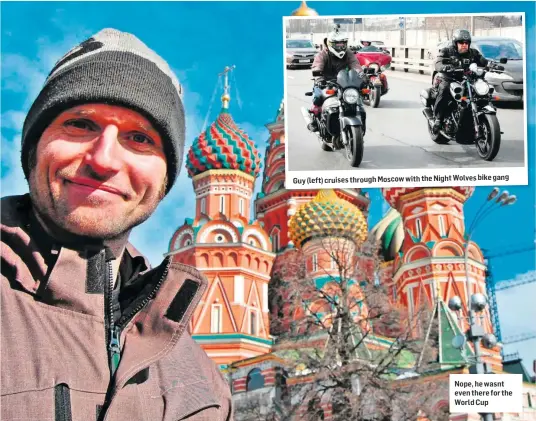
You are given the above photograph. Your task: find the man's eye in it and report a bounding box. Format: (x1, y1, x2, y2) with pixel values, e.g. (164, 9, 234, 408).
(64, 119, 96, 131)
(130, 133, 154, 145)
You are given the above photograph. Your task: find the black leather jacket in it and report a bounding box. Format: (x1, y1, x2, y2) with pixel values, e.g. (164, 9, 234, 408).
(435, 45, 489, 80)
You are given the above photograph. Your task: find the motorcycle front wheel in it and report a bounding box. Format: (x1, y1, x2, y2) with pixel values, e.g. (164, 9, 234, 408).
(371, 85, 381, 108)
(345, 125, 364, 167)
(476, 114, 501, 161)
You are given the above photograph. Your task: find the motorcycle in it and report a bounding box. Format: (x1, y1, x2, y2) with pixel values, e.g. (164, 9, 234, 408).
(356, 47, 391, 108)
(420, 56, 507, 161)
(362, 63, 389, 108)
(302, 69, 366, 167)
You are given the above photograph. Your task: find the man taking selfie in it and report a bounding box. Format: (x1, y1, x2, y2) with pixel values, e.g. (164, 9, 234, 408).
(1, 28, 233, 421)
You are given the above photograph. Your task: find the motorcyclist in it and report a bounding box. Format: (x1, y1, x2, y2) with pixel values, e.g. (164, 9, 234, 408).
(308, 25, 367, 134)
(433, 29, 489, 131)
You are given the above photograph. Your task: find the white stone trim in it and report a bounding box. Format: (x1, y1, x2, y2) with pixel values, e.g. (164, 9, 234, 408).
(234, 275, 245, 305)
(199, 224, 239, 243)
(393, 257, 487, 283)
(173, 228, 194, 250)
(242, 229, 268, 250)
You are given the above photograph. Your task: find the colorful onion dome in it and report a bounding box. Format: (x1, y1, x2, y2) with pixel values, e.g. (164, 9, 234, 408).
(291, 0, 318, 16)
(186, 110, 262, 178)
(382, 187, 474, 209)
(289, 189, 368, 249)
(369, 208, 404, 262)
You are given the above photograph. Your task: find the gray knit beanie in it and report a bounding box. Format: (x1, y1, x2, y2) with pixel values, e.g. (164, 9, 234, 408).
(21, 28, 184, 195)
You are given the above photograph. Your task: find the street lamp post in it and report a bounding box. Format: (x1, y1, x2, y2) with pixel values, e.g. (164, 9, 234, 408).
(452, 187, 517, 421)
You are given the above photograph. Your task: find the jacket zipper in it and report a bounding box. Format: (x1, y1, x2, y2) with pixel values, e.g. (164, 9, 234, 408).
(106, 260, 121, 377)
(54, 383, 73, 421)
(99, 256, 172, 421)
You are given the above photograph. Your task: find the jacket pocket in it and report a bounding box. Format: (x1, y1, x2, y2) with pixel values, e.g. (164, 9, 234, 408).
(55, 383, 73, 421)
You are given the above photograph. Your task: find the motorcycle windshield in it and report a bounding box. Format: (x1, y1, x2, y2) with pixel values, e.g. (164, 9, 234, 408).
(337, 69, 363, 88)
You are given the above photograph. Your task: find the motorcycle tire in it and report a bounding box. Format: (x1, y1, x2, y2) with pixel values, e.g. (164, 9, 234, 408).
(371, 86, 381, 108)
(476, 113, 501, 161)
(345, 126, 364, 167)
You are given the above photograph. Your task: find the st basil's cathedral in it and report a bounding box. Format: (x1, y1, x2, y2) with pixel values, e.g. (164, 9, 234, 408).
(166, 65, 535, 419)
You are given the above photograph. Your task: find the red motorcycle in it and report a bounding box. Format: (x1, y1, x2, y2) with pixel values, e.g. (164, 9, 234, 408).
(356, 46, 391, 107)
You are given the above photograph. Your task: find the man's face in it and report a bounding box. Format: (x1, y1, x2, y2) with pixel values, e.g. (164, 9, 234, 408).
(457, 41, 469, 54)
(29, 103, 168, 240)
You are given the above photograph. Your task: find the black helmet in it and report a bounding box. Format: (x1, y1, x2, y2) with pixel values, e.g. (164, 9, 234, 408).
(452, 29, 471, 48)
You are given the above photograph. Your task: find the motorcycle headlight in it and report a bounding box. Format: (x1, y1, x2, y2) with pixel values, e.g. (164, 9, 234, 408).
(343, 88, 359, 104)
(369, 63, 380, 72)
(474, 79, 490, 96)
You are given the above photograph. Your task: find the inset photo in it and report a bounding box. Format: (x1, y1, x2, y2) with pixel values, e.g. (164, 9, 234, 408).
(283, 13, 528, 189)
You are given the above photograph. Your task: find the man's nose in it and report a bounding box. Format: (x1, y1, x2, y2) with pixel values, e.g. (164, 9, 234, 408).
(84, 125, 123, 175)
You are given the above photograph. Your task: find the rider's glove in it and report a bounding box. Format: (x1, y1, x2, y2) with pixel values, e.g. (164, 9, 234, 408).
(443, 65, 454, 72)
(358, 71, 366, 79)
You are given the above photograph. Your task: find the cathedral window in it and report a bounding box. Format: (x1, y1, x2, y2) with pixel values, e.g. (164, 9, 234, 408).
(250, 310, 258, 335)
(219, 196, 225, 213)
(415, 218, 423, 239)
(439, 215, 446, 237)
(312, 254, 318, 272)
(246, 368, 265, 392)
(211, 304, 222, 333)
(200, 198, 206, 214)
(239, 198, 244, 215)
(215, 234, 225, 243)
(271, 230, 280, 252)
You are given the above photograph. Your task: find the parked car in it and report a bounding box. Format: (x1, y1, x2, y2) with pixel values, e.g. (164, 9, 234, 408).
(428, 37, 523, 103)
(472, 37, 523, 103)
(286, 39, 318, 69)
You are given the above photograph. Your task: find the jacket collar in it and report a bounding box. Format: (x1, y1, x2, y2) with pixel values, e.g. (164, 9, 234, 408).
(3, 195, 215, 410)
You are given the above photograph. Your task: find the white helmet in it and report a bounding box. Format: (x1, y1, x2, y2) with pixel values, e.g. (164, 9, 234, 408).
(327, 27, 348, 59)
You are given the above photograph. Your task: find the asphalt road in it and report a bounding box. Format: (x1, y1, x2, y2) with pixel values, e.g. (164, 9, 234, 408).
(286, 69, 526, 172)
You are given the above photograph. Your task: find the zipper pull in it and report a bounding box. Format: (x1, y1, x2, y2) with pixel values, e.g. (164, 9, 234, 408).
(109, 326, 121, 376)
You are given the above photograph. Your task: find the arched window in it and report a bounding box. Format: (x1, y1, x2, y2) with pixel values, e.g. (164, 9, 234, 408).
(200, 198, 206, 214)
(250, 310, 258, 335)
(219, 196, 225, 213)
(415, 218, 423, 238)
(246, 368, 265, 392)
(275, 369, 290, 403)
(239, 198, 244, 216)
(438, 215, 446, 237)
(211, 304, 222, 333)
(271, 230, 280, 252)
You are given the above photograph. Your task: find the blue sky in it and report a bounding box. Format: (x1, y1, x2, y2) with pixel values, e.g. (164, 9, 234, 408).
(1, 1, 534, 374)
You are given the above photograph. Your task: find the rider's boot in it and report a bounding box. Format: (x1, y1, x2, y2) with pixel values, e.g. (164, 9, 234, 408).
(307, 105, 321, 132)
(309, 105, 321, 115)
(432, 111, 443, 133)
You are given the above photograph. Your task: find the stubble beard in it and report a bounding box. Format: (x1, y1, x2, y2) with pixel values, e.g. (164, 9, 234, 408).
(28, 172, 165, 242)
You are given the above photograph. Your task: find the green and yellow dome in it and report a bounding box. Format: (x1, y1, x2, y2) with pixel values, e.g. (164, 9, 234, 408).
(289, 189, 368, 249)
(369, 208, 404, 262)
